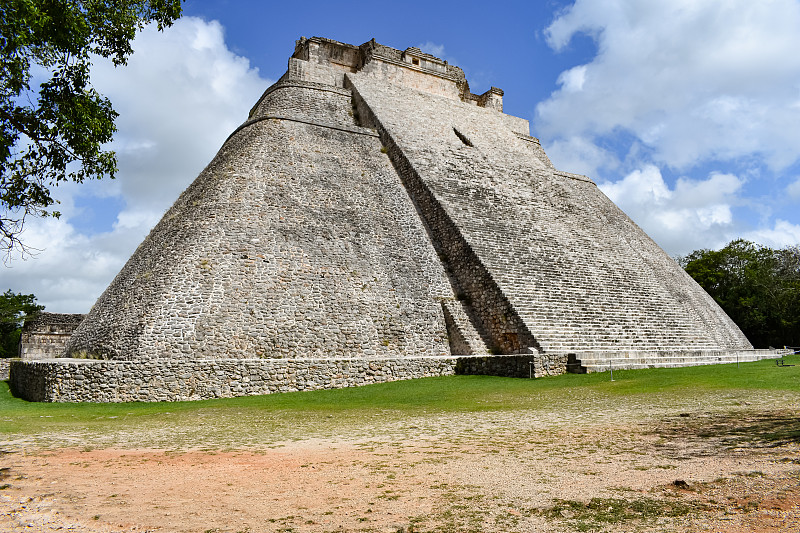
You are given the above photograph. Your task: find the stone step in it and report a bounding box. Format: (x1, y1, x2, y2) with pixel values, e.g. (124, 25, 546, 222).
(574, 350, 785, 372)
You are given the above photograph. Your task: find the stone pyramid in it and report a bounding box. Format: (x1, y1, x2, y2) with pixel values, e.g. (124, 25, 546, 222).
(11, 37, 775, 402)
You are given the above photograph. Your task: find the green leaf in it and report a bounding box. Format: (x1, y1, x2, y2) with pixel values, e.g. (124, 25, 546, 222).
(1, 0, 183, 253)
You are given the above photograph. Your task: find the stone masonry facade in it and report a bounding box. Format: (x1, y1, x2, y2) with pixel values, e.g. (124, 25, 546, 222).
(10, 354, 571, 403)
(10, 37, 776, 402)
(18, 313, 86, 360)
(0, 313, 85, 381)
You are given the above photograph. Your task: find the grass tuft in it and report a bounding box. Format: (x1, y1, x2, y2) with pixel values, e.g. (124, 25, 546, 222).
(540, 496, 706, 528)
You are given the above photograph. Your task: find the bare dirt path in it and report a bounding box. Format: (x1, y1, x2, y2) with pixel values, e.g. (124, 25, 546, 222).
(1, 392, 799, 532)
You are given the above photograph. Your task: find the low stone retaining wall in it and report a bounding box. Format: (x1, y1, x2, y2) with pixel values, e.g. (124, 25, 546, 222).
(10, 355, 558, 403)
(9, 357, 457, 402)
(11, 349, 780, 403)
(455, 353, 568, 378)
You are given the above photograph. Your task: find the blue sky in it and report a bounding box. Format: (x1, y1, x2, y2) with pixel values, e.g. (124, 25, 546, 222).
(5, 0, 800, 312)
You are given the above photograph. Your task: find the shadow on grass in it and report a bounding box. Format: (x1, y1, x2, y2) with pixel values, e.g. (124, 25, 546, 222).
(657, 411, 800, 449)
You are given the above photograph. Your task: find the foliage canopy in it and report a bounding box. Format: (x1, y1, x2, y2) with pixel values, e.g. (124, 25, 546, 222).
(679, 239, 800, 348)
(0, 288, 43, 357)
(0, 0, 182, 253)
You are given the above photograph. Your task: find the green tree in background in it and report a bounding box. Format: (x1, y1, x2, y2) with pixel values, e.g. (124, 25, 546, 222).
(1, 0, 183, 254)
(679, 239, 800, 348)
(0, 289, 43, 357)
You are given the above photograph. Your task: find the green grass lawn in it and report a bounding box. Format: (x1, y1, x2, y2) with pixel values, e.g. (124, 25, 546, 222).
(1, 354, 798, 441)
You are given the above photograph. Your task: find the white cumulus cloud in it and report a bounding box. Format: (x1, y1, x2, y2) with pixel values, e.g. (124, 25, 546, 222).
(92, 17, 268, 211)
(743, 220, 800, 249)
(787, 178, 800, 199)
(538, 0, 800, 171)
(539, 0, 800, 255)
(557, 65, 587, 93)
(418, 42, 446, 58)
(599, 165, 744, 255)
(543, 135, 619, 178)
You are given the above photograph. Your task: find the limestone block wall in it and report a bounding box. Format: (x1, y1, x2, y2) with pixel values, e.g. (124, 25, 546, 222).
(499, 114, 531, 137)
(9, 357, 459, 402)
(249, 81, 356, 129)
(440, 300, 490, 355)
(298, 37, 362, 72)
(285, 56, 349, 87)
(456, 353, 568, 378)
(19, 313, 85, 359)
(9, 354, 555, 402)
(516, 133, 554, 168)
(359, 40, 465, 101)
(65, 59, 456, 362)
(358, 59, 461, 100)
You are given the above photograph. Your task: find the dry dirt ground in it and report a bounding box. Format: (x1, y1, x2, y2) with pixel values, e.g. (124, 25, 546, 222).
(1, 390, 799, 532)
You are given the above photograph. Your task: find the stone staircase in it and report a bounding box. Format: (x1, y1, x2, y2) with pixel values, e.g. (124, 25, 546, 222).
(567, 349, 786, 373)
(425, 160, 751, 356)
(348, 72, 759, 372)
